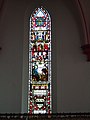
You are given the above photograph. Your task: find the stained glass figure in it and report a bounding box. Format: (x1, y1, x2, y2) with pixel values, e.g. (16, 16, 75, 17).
(28, 6, 51, 114)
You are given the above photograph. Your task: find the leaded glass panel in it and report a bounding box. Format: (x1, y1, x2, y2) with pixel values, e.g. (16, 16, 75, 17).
(28, 6, 51, 114)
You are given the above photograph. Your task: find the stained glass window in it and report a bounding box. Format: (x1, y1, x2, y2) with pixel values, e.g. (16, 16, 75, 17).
(28, 6, 52, 114)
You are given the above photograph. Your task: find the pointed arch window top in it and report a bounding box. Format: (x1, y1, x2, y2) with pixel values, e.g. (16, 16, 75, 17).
(30, 6, 51, 31)
(30, 6, 51, 21)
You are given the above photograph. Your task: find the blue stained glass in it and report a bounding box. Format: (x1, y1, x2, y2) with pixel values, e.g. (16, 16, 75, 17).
(28, 6, 52, 114)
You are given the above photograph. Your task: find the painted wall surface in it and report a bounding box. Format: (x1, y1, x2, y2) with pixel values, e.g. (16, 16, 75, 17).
(0, 0, 90, 113)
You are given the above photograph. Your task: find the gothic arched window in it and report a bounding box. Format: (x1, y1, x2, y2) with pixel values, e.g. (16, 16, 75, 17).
(28, 6, 52, 114)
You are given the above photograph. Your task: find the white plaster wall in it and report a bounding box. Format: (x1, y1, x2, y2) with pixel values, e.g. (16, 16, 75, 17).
(0, 0, 90, 113)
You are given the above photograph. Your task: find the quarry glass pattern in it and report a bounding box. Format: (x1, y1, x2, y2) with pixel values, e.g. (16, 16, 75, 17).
(28, 6, 52, 114)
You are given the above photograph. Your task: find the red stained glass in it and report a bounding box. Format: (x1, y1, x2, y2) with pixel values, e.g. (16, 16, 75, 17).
(28, 6, 52, 114)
